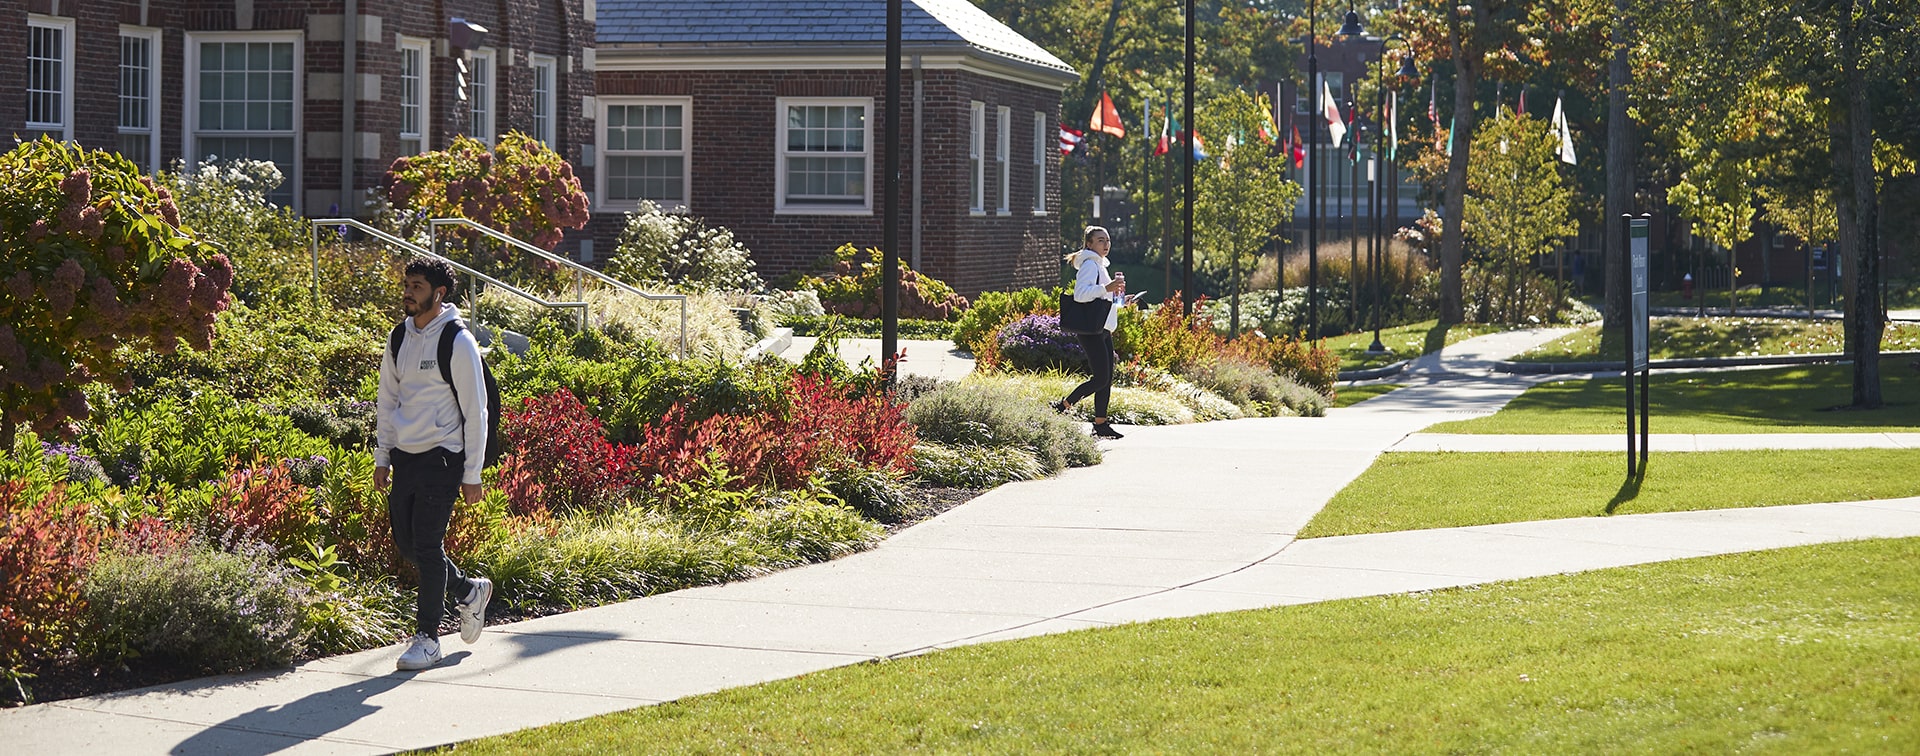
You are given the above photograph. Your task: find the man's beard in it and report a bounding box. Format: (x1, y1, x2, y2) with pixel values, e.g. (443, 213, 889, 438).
(403, 294, 437, 317)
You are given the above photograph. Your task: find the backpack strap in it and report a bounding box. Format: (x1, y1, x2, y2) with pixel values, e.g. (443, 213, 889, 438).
(388, 322, 406, 364)
(439, 322, 466, 424)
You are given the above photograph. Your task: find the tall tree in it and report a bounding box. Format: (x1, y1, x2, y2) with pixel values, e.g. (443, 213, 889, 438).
(1193, 90, 1303, 334)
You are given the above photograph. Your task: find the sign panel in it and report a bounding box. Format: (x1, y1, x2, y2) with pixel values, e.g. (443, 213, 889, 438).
(1630, 219, 1651, 371)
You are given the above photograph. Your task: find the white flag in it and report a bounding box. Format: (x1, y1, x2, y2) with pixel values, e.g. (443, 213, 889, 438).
(1321, 79, 1346, 149)
(1551, 97, 1576, 165)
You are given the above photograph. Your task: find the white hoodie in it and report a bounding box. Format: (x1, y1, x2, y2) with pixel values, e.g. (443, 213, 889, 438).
(1070, 249, 1118, 332)
(375, 302, 489, 485)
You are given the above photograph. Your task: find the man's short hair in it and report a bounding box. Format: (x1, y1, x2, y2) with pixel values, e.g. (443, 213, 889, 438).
(405, 257, 458, 300)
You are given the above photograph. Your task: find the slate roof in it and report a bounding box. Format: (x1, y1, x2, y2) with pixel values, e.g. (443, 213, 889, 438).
(597, 0, 1076, 80)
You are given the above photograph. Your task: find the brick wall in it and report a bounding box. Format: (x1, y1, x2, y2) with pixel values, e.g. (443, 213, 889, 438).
(592, 66, 1062, 296)
(1, 0, 590, 219)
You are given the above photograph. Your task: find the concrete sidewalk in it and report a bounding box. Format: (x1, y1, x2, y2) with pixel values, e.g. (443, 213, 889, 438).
(7, 326, 1920, 754)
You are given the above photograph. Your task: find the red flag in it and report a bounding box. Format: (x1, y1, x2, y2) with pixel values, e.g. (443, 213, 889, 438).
(1516, 89, 1528, 118)
(1089, 91, 1126, 138)
(1289, 123, 1305, 169)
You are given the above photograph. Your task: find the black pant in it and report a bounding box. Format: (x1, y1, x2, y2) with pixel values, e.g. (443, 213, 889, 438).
(388, 447, 475, 637)
(1066, 330, 1114, 418)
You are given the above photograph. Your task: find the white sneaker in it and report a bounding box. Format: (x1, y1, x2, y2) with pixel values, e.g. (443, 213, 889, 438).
(458, 577, 493, 644)
(396, 634, 443, 671)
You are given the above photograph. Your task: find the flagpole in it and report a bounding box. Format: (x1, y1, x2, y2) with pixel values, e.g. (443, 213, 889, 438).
(881, 0, 901, 384)
(1143, 96, 1152, 269)
(1183, 0, 1196, 315)
(1306, 0, 1320, 339)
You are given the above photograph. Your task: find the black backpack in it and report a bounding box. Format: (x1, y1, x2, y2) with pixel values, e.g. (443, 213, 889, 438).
(388, 321, 504, 469)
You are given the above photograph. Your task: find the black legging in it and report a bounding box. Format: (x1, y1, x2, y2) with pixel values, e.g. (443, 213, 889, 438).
(1065, 330, 1115, 418)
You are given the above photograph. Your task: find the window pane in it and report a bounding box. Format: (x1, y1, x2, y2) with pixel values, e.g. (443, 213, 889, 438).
(27, 24, 66, 128)
(606, 155, 684, 204)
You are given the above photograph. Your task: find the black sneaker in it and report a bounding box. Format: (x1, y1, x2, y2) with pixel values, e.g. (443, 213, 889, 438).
(1049, 399, 1069, 415)
(1091, 422, 1125, 439)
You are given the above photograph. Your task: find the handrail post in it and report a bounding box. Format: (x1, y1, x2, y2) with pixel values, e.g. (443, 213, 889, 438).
(309, 225, 320, 304)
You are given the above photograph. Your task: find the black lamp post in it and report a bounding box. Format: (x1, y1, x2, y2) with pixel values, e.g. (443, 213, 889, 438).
(1305, 3, 1365, 340)
(1368, 36, 1415, 354)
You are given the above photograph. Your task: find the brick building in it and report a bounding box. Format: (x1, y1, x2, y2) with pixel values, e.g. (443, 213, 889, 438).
(2, 0, 594, 215)
(592, 0, 1077, 296)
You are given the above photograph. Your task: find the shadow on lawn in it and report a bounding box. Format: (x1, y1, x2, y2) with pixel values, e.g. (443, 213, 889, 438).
(1605, 465, 1646, 514)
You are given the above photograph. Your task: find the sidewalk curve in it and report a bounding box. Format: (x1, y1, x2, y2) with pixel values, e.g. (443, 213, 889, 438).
(6, 326, 1918, 754)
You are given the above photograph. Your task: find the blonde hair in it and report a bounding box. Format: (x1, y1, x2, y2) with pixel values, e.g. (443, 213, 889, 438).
(1065, 225, 1111, 261)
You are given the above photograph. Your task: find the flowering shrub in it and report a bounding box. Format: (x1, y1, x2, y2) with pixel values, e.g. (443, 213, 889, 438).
(160, 157, 308, 306)
(607, 201, 764, 293)
(83, 539, 311, 673)
(383, 133, 589, 260)
(497, 389, 639, 516)
(797, 244, 970, 321)
(952, 287, 1057, 355)
(994, 314, 1088, 373)
(0, 137, 234, 444)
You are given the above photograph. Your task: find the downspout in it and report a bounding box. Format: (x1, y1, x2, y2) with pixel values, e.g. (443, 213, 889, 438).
(342, 0, 358, 215)
(911, 54, 923, 270)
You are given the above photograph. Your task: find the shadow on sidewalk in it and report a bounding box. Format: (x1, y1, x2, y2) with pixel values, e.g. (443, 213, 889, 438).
(167, 652, 470, 756)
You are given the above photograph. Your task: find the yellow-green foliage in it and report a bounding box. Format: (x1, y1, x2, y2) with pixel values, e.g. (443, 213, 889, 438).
(797, 243, 970, 321)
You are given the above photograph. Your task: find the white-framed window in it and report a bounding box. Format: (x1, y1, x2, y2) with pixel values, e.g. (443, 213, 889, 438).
(775, 97, 872, 214)
(968, 101, 984, 214)
(186, 32, 300, 208)
(118, 26, 161, 171)
(531, 54, 557, 147)
(27, 15, 76, 141)
(598, 97, 689, 212)
(1031, 111, 1047, 214)
(464, 48, 495, 144)
(397, 36, 429, 155)
(995, 105, 1011, 214)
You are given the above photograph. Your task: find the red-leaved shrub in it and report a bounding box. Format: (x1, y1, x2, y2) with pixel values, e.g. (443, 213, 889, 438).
(497, 389, 638, 516)
(0, 481, 102, 669)
(201, 462, 315, 556)
(635, 371, 916, 493)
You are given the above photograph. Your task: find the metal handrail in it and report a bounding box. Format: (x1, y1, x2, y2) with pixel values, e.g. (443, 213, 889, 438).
(429, 217, 688, 359)
(307, 218, 589, 341)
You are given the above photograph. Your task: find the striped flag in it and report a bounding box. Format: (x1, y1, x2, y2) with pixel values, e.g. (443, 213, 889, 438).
(1059, 125, 1084, 155)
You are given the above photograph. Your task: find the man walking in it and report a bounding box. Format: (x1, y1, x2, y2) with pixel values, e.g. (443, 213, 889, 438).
(374, 258, 493, 671)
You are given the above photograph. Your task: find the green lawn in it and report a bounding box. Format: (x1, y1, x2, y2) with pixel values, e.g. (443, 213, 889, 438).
(1515, 316, 1920, 363)
(1298, 449, 1920, 538)
(1428, 361, 1920, 434)
(437, 538, 1920, 754)
(1324, 320, 1508, 371)
(1331, 383, 1402, 407)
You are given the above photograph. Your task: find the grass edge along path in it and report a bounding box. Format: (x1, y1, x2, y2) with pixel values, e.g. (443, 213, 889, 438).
(1332, 383, 1402, 408)
(1515, 316, 1920, 364)
(1325, 320, 1509, 371)
(1427, 361, 1920, 435)
(1299, 448, 1920, 538)
(435, 538, 1920, 754)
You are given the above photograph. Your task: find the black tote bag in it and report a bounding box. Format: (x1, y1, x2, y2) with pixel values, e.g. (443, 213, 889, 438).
(1058, 293, 1114, 335)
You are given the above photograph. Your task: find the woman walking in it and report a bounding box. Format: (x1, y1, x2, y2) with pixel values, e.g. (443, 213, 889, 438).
(1052, 226, 1131, 439)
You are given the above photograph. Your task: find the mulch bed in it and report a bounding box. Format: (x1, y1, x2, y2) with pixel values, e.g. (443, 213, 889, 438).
(4, 485, 987, 708)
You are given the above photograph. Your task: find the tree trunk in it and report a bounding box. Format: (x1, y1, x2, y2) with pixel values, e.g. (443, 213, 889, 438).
(1836, 0, 1882, 408)
(1436, 12, 1480, 324)
(1078, 0, 1127, 124)
(1602, 0, 1635, 328)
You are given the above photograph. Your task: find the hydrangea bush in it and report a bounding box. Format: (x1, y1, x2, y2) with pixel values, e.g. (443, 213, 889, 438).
(0, 137, 234, 444)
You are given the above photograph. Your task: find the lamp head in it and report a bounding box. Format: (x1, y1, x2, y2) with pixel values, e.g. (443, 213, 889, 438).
(1338, 9, 1365, 37)
(1397, 54, 1419, 80)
